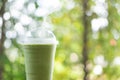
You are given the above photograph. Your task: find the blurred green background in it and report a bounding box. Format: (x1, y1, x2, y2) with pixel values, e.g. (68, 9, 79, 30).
(0, 0, 120, 80)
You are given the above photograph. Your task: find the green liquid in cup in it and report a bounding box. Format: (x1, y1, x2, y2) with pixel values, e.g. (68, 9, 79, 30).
(23, 44, 56, 80)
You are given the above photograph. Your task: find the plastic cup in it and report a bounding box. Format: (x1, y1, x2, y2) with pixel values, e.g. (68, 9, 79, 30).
(19, 29, 58, 80)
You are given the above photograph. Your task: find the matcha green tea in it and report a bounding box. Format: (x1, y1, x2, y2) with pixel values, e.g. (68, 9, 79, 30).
(23, 44, 56, 80)
(18, 22, 58, 80)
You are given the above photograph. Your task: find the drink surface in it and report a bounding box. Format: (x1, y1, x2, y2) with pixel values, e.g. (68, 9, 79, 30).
(23, 44, 56, 80)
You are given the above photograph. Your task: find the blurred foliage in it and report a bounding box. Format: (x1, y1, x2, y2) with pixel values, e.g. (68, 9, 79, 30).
(0, 0, 120, 80)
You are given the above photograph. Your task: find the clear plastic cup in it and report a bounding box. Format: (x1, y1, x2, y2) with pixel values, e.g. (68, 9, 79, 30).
(19, 27, 58, 80)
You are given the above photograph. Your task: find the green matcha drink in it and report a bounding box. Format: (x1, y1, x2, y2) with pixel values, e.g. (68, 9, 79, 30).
(19, 20, 58, 80)
(22, 43, 56, 80)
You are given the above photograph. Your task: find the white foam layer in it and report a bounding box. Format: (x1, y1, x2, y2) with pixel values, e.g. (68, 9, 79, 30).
(19, 38, 58, 45)
(17, 26, 58, 45)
